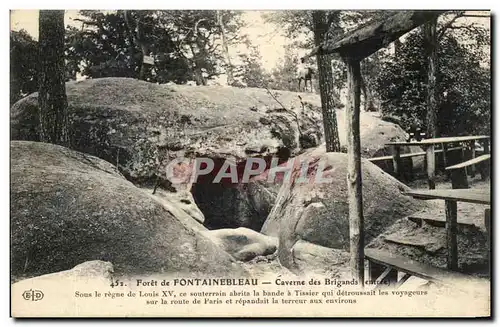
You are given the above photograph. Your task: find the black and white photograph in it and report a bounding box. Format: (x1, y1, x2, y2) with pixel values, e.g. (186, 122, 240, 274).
(8, 7, 492, 318)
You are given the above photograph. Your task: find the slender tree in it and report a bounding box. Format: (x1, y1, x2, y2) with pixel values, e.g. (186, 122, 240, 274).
(217, 10, 235, 86)
(312, 11, 341, 152)
(123, 10, 149, 80)
(38, 10, 70, 146)
(424, 17, 439, 139)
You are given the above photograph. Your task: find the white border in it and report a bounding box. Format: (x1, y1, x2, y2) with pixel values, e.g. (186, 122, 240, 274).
(2, 1, 497, 326)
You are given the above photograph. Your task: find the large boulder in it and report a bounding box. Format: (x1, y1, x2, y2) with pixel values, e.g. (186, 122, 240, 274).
(202, 228, 277, 262)
(10, 78, 324, 185)
(12, 260, 115, 285)
(10, 78, 411, 231)
(259, 151, 429, 272)
(10, 141, 245, 280)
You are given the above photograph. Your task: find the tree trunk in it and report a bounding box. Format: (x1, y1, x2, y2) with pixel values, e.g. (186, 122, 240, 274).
(312, 11, 341, 152)
(424, 17, 438, 138)
(124, 10, 147, 80)
(38, 10, 70, 146)
(217, 11, 234, 86)
(193, 65, 206, 86)
(137, 18, 147, 81)
(365, 86, 375, 111)
(345, 57, 364, 285)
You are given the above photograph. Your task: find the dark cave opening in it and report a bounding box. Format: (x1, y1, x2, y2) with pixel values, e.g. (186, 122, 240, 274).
(190, 149, 290, 231)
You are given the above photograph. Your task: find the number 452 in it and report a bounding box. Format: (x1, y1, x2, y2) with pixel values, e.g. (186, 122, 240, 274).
(110, 279, 124, 288)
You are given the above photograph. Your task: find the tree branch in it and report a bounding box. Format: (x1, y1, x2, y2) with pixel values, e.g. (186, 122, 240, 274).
(462, 14, 490, 18)
(437, 11, 466, 40)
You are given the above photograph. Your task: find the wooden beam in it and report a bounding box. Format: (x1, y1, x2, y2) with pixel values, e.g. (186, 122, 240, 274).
(303, 10, 445, 61)
(373, 267, 398, 289)
(394, 273, 412, 289)
(445, 154, 491, 170)
(345, 56, 364, 285)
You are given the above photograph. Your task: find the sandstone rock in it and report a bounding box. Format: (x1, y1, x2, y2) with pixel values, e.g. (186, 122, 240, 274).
(259, 151, 429, 271)
(11, 78, 412, 231)
(291, 240, 350, 276)
(12, 260, 114, 285)
(202, 227, 277, 262)
(10, 141, 245, 280)
(10, 78, 323, 186)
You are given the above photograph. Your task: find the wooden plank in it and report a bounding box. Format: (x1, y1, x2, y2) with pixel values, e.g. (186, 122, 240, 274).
(445, 154, 491, 170)
(404, 189, 491, 205)
(303, 11, 444, 61)
(365, 249, 486, 287)
(445, 200, 458, 271)
(426, 145, 436, 189)
(368, 146, 463, 163)
(386, 135, 490, 146)
(408, 216, 475, 229)
(345, 57, 364, 285)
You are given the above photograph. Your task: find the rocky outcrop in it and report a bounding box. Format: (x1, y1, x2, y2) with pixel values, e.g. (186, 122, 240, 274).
(12, 260, 115, 285)
(10, 78, 413, 231)
(259, 151, 429, 272)
(10, 141, 245, 280)
(202, 228, 277, 262)
(10, 78, 324, 186)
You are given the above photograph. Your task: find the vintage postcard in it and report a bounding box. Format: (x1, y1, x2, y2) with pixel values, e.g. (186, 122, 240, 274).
(9, 8, 491, 318)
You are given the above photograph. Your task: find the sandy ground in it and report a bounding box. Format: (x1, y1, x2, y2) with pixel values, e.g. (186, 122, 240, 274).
(407, 174, 490, 230)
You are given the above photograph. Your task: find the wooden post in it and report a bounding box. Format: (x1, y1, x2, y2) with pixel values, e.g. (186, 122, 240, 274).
(481, 139, 490, 155)
(451, 170, 469, 189)
(426, 145, 436, 189)
(445, 200, 458, 271)
(484, 208, 490, 256)
(480, 139, 490, 179)
(345, 57, 364, 285)
(392, 145, 402, 180)
(469, 140, 476, 177)
(442, 143, 450, 180)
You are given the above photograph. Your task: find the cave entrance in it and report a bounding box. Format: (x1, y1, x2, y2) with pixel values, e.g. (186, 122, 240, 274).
(190, 151, 290, 231)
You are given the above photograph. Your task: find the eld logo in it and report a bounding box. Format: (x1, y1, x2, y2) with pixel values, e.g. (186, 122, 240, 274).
(22, 289, 44, 301)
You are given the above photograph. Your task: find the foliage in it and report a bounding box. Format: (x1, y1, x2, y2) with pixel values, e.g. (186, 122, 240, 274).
(10, 30, 38, 105)
(267, 47, 300, 92)
(234, 44, 270, 88)
(374, 25, 490, 136)
(65, 10, 246, 85)
(263, 10, 387, 95)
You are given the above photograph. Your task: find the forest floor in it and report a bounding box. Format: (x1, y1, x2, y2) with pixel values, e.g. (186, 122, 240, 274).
(407, 173, 490, 229)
